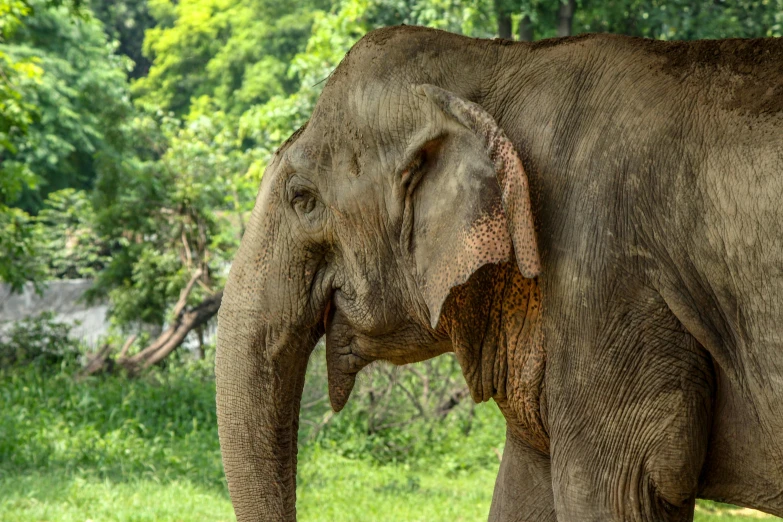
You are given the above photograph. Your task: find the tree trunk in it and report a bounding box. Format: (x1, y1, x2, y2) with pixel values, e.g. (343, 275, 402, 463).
(196, 326, 205, 360)
(518, 14, 533, 41)
(498, 12, 512, 39)
(495, 0, 512, 39)
(557, 0, 576, 37)
(121, 289, 222, 374)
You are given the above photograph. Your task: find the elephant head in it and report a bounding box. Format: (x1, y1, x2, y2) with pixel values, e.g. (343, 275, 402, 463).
(216, 26, 542, 521)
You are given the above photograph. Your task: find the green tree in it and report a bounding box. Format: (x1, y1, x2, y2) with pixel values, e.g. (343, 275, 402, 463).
(368, 0, 495, 36)
(77, 104, 245, 374)
(493, 0, 783, 42)
(239, 0, 370, 175)
(133, 0, 334, 118)
(1, 0, 46, 290)
(576, 0, 783, 40)
(0, 0, 93, 291)
(36, 188, 108, 279)
(89, 0, 156, 78)
(1, 0, 134, 213)
(90, 103, 251, 327)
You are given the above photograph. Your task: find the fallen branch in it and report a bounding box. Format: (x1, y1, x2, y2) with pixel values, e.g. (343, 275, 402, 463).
(121, 289, 222, 375)
(117, 334, 138, 359)
(79, 273, 222, 377)
(78, 343, 114, 379)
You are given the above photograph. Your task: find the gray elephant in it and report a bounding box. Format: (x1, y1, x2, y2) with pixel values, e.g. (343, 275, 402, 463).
(215, 26, 783, 521)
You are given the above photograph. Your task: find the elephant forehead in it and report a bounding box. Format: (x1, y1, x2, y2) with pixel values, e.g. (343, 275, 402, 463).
(329, 178, 388, 225)
(283, 140, 331, 175)
(312, 78, 421, 144)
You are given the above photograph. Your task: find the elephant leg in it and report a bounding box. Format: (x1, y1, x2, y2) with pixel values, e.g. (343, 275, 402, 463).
(547, 297, 714, 521)
(489, 428, 556, 522)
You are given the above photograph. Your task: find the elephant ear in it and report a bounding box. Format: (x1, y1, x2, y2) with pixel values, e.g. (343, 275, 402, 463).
(408, 84, 541, 328)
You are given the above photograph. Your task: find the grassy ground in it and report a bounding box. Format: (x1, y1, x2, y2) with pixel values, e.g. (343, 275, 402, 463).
(2, 461, 778, 522)
(0, 367, 779, 522)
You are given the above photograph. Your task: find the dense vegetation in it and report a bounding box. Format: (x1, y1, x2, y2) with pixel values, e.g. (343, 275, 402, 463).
(2, 0, 783, 520)
(3, 0, 783, 331)
(0, 318, 509, 520)
(0, 330, 779, 520)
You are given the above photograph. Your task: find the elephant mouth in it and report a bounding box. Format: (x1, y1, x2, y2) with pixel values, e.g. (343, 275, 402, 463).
(321, 293, 456, 412)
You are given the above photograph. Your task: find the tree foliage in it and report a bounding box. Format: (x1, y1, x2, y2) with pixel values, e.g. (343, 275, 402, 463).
(1, 0, 45, 290)
(0, 0, 127, 290)
(0, 311, 82, 371)
(36, 188, 108, 279)
(1, 0, 781, 368)
(89, 0, 155, 78)
(132, 0, 334, 117)
(2, 1, 133, 213)
(91, 107, 247, 326)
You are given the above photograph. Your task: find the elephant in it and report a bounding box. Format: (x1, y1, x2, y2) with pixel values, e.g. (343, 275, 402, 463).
(215, 25, 783, 521)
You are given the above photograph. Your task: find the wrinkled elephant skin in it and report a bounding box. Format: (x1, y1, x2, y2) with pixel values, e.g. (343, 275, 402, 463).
(216, 26, 783, 521)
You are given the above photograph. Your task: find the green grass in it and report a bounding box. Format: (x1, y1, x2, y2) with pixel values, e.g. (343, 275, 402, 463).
(0, 366, 779, 521)
(298, 449, 498, 522)
(0, 473, 234, 522)
(2, 459, 777, 522)
(696, 500, 780, 521)
(0, 455, 495, 522)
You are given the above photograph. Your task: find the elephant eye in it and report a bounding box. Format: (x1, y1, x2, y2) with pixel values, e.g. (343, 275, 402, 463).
(291, 189, 317, 214)
(286, 175, 320, 217)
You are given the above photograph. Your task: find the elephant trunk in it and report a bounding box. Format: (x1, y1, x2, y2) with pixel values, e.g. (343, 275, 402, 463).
(216, 317, 315, 521)
(215, 181, 321, 521)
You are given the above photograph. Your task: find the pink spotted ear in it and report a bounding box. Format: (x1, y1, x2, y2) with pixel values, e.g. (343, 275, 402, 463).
(418, 84, 541, 280)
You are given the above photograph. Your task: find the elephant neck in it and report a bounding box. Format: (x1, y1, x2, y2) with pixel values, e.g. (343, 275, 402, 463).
(442, 262, 549, 454)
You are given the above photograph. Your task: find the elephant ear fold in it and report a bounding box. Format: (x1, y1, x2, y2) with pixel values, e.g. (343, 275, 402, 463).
(418, 84, 541, 279)
(411, 84, 541, 328)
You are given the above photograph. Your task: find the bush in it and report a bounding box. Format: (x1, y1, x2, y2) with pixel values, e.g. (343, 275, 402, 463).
(0, 364, 223, 486)
(0, 312, 82, 371)
(299, 345, 505, 470)
(0, 341, 502, 485)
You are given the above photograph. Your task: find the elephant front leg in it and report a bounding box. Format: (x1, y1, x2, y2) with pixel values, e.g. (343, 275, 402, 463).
(547, 300, 714, 522)
(489, 428, 556, 522)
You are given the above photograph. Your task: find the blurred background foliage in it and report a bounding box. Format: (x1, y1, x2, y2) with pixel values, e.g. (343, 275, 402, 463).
(1, 0, 783, 520)
(2, 0, 782, 321)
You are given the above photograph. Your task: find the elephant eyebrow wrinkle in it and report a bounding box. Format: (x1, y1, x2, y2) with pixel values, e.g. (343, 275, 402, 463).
(287, 147, 318, 173)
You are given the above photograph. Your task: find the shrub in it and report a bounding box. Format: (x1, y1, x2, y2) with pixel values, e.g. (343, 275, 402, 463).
(0, 312, 82, 371)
